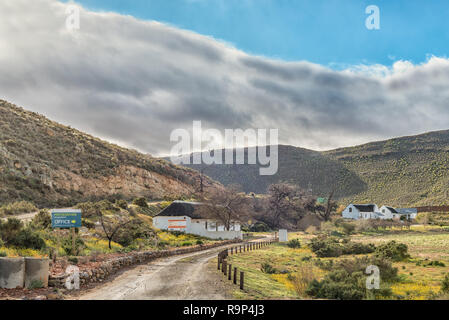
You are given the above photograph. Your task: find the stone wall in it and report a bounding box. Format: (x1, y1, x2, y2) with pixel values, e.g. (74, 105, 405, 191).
(49, 239, 241, 288)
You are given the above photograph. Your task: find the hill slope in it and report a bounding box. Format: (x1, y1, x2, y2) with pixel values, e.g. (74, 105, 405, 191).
(0, 100, 215, 207)
(179, 131, 449, 207)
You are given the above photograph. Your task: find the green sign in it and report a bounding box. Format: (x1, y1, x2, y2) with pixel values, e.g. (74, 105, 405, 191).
(51, 209, 82, 228)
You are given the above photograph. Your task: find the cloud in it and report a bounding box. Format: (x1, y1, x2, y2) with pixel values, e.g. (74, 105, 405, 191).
(1, 0, 449, 156)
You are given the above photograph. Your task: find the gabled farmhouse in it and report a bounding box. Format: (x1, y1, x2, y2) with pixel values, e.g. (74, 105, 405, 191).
(153, 201, 243, 240)
(379, 206, 399, 219)
(342, 204, 381, 220)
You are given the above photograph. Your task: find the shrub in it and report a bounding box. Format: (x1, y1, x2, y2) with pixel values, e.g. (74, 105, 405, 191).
(9, 228, 46, 250)
(62, 236, 86, 256)
(0, 201, 37, 216)
(290, 264, 316, 298)
(287, 239, 301, 249)
(132, 197, 148, 208)
(196, 240, 204, 245)
(306, 269, 366, 300)
(335, 256, 399, 283)
(115, 199, 128, 210)
(114, 218, 155, 247)
(249, 222, 271, 232)
(28, 279, 44, 290)
(342, 242, 375, 255)
(374, 241, 410, 262)
(261, 262, 277, 274)
(309, 236, 343, 257)
(441, 274, 449, 294)
(0, 218, 24, 244)
(309, 236, 375, 258)
(0, 251, 6, 257)
(31, 209, 51, 230)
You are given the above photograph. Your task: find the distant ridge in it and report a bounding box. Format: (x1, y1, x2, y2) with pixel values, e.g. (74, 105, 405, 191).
(175, 130, 449, 207)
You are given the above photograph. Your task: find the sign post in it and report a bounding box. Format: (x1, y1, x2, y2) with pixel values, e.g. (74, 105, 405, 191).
(51, 209, 82, 256)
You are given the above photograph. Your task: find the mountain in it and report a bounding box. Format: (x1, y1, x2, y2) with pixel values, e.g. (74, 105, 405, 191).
(0, 100, 216, 207)
(177, 131, 449, 207)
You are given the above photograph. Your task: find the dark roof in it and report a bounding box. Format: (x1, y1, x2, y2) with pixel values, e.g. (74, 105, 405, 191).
(397, 208, 418, 214)
(155, 201, 208, 219)
(353, 204, 376, 212)
(385, 206, 399, 214)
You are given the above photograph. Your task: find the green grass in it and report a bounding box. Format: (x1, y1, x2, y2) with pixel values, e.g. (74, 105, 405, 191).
(222, 229, 449, 300)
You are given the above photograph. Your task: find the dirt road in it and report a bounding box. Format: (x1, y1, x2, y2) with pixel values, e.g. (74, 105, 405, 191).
(78, 244, 237, 300)
(0, 211, 38, 222)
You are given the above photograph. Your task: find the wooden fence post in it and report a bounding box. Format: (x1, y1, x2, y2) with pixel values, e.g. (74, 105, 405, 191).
(228, 264, 232, 281)
(218, 256, 221, 270)
(240, 271, 244, 290)
(222, 259, 226, 273)
(231, 247, 233, 255)
(233, 267, 237, 284)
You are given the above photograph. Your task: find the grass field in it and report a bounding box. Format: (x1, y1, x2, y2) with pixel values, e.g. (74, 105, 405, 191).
(223, 229, 449, 300)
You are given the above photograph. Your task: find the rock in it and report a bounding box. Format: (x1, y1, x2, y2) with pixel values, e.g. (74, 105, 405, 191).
(34, 295, 47, 300)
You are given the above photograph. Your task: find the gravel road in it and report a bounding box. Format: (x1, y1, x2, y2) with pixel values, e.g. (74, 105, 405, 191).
(78, 244, 238, 300)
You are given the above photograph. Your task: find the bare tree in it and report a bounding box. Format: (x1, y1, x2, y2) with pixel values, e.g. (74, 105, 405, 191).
(198, 184, 250, 230)
(98, 212, 132, 249)
(265, 183, 309, 228)
(315, 188, 338, 222)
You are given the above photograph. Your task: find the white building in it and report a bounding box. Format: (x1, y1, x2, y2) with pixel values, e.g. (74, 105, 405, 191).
(342, 204, 383, 220)
(343, 204, 418, 221)
(153, 201, 243, 240)
(396, 208, 418, 220)
(379, 206, 399, 219)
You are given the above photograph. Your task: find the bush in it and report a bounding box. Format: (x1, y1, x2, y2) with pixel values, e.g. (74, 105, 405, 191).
(289, 264, 316, 298)
(132, 198, 148, 208)
(374, 241, 410, 262)
(182, 241, 193, 247)
(342, 242, 375, 255)
(441, 274, 449, 294)
(9, 228, 46, 250)
(196, 240, 204, 245)
(287, 239, 301, 249)
(307, 256, 395, 300)
(0, 201, 37, 216)
(115, 199, 128, 210)
(114, 218, 155, 247)
(261, 262, 277, 274)
(62, 236, 86, 256)
(306, 269, 366, 300)
(28, 279, 44, 290)
(309, 236, 375, 258)
(249, 222, 271, 232)
(0, 218, 24, 244)
(31, 209, 51, 230)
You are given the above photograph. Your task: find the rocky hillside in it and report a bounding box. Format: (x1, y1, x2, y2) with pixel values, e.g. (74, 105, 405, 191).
(0, 100, 216, 207)
(179, 131, 449, 207)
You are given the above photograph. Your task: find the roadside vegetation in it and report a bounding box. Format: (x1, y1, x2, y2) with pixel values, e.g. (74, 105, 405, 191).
(0, 198, 217, 262)
(228, 217, 449, 300)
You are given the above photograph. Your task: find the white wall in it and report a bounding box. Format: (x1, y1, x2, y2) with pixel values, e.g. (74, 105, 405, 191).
(153, 216, 243, 240)
(342, 204, 360, 220)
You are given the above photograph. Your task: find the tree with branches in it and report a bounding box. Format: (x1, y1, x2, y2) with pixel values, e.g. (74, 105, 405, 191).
(197, 184, 250, 231)
(97, 211, 132, 249)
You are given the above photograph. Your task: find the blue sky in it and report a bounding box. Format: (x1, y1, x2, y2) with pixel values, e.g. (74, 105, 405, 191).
(66, 0, 449, 67)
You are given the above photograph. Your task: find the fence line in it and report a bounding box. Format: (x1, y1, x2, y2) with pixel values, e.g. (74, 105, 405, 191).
(216, 239, 277, 292)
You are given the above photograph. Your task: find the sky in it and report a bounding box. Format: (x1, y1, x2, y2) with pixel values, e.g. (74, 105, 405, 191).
(2, 0, 449, 156)
(66, 0, 449, 67)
